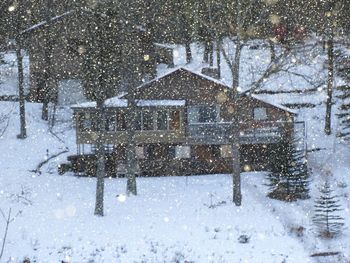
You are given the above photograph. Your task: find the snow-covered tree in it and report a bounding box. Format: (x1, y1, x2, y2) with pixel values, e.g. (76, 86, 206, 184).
(312, 180, 344, 238)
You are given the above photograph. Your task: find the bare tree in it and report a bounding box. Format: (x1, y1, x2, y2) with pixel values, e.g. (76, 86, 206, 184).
(0, 208, 17, 261)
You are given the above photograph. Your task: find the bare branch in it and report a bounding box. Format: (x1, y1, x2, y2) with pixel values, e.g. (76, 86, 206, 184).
(0, 208, 12, 260)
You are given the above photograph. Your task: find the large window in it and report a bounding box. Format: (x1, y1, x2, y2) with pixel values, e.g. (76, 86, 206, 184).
(188, 106, 218, 123)
(135, 109, 181, 131)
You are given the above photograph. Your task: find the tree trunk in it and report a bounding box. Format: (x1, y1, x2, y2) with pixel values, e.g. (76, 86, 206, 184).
(231, 0, 242, 206)
(232, 40, 242, 91)
(216, 39, 221, 79)
(325, 36, 334, 135)
(231, 137, 242, 206)
(209, 42, 214, 67)
(203, 41, 210, 63)
(126, 99, 138, 196)
(16, 40, 26, 139)
(41, 1, 53, 121)
(124, 25, 138, 196)
(94, 99, 106, 216)
(185, 41, 192, 64)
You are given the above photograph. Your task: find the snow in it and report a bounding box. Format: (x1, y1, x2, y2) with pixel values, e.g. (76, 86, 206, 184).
(137, 100, 186, 107)
(1, 87, 350, 262)
(0, 102, 312, 262)
(1, 37, 350, 262)
(72, 99, 186, 108)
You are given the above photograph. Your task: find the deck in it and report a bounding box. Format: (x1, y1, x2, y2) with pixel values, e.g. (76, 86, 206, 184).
(187, 121, 293, 144)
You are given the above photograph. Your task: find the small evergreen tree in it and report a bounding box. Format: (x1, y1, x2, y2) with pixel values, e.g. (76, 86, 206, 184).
(336, 85, 350, 143)
(312, 180, 344, 238)
(267, 138, 310, 201)
(266, 139, 291, 192)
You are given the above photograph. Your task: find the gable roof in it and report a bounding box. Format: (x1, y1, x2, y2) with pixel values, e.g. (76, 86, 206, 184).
(131, 67, 298, 114)
(72, 67, 297, 115)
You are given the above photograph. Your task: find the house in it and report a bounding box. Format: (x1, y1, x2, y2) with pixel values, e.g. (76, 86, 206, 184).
(22, 7, 156, 104)
(66, 67, 301, 177)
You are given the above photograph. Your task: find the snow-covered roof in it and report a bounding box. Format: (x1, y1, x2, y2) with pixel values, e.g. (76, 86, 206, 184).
(21, 8, 107, 35)
(155, 43, 177, 49)
(72, 98, 186, 109)
(137, 100, 186, 107)
(21, 10, 74, 34)
(250, 94, 298, 115)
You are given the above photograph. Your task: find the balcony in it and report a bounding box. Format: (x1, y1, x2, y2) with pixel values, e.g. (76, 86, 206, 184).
(187, 121, 292, 144)
(239, 121, 289, 144)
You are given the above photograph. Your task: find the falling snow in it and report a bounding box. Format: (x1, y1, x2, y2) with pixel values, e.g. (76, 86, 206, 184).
(0, 1, 350, 262)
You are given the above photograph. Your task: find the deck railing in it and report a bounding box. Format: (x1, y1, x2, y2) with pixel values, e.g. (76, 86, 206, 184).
(187, 121, 293, 143)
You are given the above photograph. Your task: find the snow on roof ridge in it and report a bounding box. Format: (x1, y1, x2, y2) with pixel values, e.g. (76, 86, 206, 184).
(21, 8, 107, 35)
(21, 10, 75, 34)
(71, 98, 186, 108)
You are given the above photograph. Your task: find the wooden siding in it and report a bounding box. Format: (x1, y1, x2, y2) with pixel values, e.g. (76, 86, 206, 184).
(73, 68, 295, 147)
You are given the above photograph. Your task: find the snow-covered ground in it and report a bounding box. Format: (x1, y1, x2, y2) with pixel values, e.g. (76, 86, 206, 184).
(1, 38, 350, 262)
(0, 103, 312, 262)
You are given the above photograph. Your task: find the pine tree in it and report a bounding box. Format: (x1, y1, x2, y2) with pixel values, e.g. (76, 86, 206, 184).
(312, 181, 344, 238)
(336, 85, 350, 143)
(267, 138, 310, 201)
(266, 139, 291, 192)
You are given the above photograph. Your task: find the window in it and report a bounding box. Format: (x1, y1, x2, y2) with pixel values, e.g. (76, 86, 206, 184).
(104, 144, 114, 153)
(253, 107, 268, 120)
(143, 110, 153, 130)
(199, 106, 217, 122)
(133, 109, 181, 131)
(170, 110, 181, 130)
(116, 111, 126, 131)
(105, 115, 116, 132)
(175, 146, 191, 159)
(80, 112, 93, 132)
(188, 106, 218, 123)
(135, 111, 142, 130)
(220, 145, 232, 158)
(136, 146, 145, 159)
(157, 110, 168, 130)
